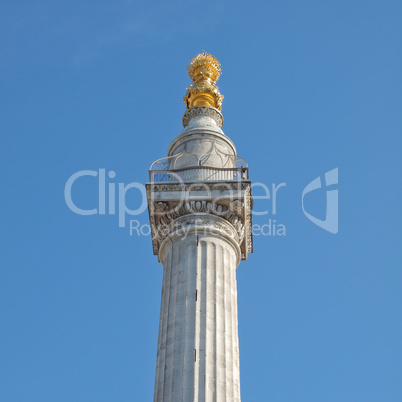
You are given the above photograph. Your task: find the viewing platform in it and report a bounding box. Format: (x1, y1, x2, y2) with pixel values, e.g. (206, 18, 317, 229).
(149, 155, 249, 183)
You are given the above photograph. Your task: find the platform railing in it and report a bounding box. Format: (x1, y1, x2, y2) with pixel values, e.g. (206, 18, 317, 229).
(149, 166, 248, 183)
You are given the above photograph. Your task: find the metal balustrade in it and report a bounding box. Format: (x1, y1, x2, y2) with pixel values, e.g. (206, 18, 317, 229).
(149, 166, 248, 183)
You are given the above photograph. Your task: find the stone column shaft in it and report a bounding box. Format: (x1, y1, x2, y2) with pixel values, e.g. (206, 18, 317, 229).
(154, 231, 240, 402)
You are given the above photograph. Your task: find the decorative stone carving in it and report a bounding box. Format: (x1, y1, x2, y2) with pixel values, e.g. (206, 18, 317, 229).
(244, 186, 253, 255)
(152, 200, 244, 246)
(146, 180, 252, 261)
(230, 199, 244, 214)
(170, 140, 235, 170)
(154, 201, 168, 212)
(182, 106, 224, 128)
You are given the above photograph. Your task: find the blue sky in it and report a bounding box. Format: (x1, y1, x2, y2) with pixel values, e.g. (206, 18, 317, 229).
(1, 1, 401, 401)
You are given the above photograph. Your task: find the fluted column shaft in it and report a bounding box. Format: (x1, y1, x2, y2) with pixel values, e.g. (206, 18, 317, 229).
(154, 227, 241, 402)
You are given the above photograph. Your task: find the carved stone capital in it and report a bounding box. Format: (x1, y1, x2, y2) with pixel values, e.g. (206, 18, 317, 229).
(153, 200, 244, 244)
(146, 181, 253, 261)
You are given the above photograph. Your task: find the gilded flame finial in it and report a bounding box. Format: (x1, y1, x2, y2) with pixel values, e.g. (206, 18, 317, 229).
(183, 52, 224, 110)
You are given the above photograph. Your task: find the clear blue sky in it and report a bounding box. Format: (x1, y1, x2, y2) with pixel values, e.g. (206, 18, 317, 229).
(1, 1, 401, 401)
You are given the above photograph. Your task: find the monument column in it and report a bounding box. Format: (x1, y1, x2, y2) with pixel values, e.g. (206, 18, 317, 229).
(147, 53, 253, 402)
